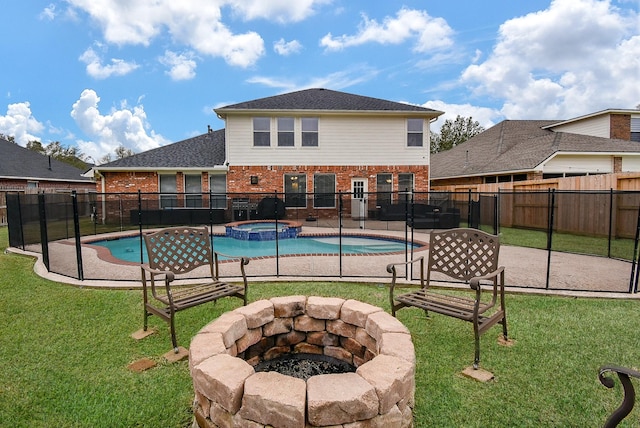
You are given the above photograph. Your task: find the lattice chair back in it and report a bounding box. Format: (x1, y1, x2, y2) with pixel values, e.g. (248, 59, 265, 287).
(427, 228, 500, 282)
(143, 227, 214, 275)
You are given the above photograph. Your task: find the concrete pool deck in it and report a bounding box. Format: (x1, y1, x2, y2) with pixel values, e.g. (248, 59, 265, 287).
(9, 224, 638, 299)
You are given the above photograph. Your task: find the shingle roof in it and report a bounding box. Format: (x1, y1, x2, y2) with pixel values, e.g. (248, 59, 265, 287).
(431, 120, 640, 179)
(99, 129, 225, 169)
(216, 88, 441, 114)
(0, 138, 91, 182)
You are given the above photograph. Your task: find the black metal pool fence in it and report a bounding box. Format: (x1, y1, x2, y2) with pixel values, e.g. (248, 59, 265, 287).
(5, 189, 640, 293)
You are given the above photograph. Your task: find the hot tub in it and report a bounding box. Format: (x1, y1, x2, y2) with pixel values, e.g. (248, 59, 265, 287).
(225, 220, 302, 241)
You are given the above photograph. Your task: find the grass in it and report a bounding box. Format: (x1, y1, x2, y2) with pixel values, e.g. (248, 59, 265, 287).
(498, 226, 636, 261)
(1, 226, 639, 427)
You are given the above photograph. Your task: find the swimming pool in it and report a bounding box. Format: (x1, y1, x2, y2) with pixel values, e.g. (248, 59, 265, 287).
(90, 234, 421, 263)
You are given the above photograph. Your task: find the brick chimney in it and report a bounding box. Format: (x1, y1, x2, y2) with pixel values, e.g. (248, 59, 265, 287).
(610, 114, 631, 140)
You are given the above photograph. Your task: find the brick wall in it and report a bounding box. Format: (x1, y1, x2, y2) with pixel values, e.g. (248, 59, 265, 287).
(100, 171, 159, 193)
(226, 165, 429, 194)
(613, 156, 622, 173)
(610, 114, 631, 140)
(100, 165, 430, 195)
(0, 178, 95, 193)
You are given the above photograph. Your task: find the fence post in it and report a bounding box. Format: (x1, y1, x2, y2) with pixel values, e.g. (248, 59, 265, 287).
(274, 190, 280, 277)
(467, 189, 472, 226)
(71, 191, 84, 281)
(137, 191, 144, 264)
(38, 193, 50, 271)
(545, 189, 556, 290)
(339, 191, 343, 278)
(608, 189, 613, 258)
(629, 204, 640, 293)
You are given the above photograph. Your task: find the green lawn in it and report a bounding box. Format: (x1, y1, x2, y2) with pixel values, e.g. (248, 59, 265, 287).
(1, 226, 639, 427)
(498, 226, 636, 261)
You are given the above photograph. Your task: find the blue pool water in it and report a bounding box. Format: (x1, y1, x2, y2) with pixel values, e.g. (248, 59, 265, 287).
(91, 234, 419, 263)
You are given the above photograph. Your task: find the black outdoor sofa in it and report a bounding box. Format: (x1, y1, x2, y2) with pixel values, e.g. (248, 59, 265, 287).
(378, 203, 460, 229)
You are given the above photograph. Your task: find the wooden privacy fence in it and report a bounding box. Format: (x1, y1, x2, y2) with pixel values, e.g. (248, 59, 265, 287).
(432, 173, 640, 238)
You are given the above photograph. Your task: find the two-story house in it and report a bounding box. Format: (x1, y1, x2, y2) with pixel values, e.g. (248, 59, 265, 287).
(94, 88, 443, 220)
(431, 109, 640, 187)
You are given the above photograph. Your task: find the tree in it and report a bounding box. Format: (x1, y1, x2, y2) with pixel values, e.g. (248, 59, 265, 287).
(25, 140, 88, 169)
(430, 115, 485, 154)
(0, 133, 16, 143)
(99, 145, 135, 164)
(115, 145, 135, 159)
(26, 140, 46, 155)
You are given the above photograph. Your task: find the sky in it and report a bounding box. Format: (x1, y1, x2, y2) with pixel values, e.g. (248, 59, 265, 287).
(0, 0, 638, 163)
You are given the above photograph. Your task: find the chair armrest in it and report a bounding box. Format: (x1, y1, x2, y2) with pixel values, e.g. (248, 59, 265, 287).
(212, 251, 249, 263)
(141, 263, 175, 282)
(386, 257, 425, 294)
(599, 365, 640, 428)
(385, 256, 424, 274)
(469, 266, 505, 290)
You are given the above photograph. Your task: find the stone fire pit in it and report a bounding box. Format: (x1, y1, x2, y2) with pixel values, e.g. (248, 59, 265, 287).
(189, 296, 416, 428)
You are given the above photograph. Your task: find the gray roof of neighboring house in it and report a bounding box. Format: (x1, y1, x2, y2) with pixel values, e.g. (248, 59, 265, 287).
(216, 88, 442, 114)
(98, 129, 225, 169)
(431, 120, 640, 179)
(0, 138, 91, 182)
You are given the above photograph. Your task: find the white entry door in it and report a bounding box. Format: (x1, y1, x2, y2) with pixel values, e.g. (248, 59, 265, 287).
(351, 178, 368, 220)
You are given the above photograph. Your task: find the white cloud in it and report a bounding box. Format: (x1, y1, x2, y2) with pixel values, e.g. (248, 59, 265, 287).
(227, 0, 331, 23)
(70, 89, 170, 161)
(159, 50, 197, 80)
(0, 102, 44, 146)
(79, 47, 139, 79)
(461, 0, 640, 119)
(64, 0, 330, 67)
(422, 100, 502, 134)
(246, 65, 380, 92)
(274, 38, 303, 56)
(39, 4, 57, 20)
(320, 8, 454, 53)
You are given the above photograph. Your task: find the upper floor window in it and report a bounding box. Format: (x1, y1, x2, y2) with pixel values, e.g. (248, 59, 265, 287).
(253, 117, 270, 147)
(407, 119, 423, 147)
(277, 117, 295, 147)
(302, 117, 319, 147)
(631, 118, 640, 142)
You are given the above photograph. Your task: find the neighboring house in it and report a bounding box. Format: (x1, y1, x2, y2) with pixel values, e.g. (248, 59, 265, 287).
(0, 137, 95, 225)
(430, 109, 640, 187)
(94, 88, 443, 219)
(0, 137, 94, 193)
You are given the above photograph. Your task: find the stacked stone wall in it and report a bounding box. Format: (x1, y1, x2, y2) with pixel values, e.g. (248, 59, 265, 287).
(190, 296, 416, 428)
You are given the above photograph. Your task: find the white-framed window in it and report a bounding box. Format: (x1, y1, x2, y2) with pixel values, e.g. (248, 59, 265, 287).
(185, 174, 202, 208)
(209, 174, 227, 209)
(631, 117, 640, 142)
(407, 118, 423, 147)
(313, 173, 336, 208)
(277, 117, 295, 147)
(376, 173, 392, 206)
(302, 117, 319, 147)
(159, 174, 177, 208)
(284, 173, 307, 207)
(398, 173, 414, 203)
(253, 117, 271, 147)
